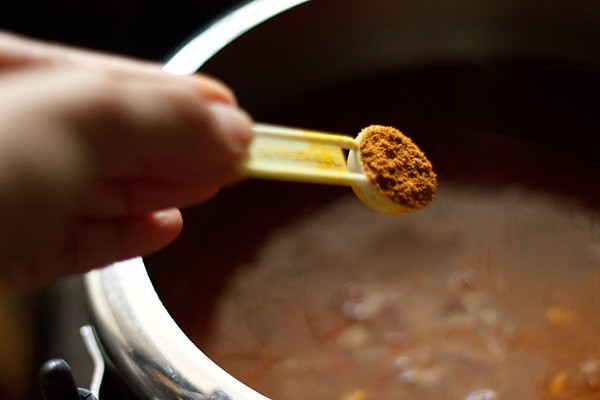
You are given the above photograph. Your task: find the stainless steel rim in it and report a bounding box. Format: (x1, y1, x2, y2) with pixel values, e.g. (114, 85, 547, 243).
(85, 2, 309, 398)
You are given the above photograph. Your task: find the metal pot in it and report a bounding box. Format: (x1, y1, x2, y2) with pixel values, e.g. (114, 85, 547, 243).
(85, 1, 600, 399)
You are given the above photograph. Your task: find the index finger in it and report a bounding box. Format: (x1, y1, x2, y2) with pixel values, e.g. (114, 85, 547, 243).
(0, 31, 237, 105)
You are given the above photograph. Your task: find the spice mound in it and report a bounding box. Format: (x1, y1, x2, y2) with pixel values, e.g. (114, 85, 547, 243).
(359, 125, 436, 209)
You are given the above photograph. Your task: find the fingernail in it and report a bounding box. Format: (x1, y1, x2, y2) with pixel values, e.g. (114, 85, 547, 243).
(151, 208, 183, 231)
(209, 104, 254, 147)
(195, 74, 237, 105)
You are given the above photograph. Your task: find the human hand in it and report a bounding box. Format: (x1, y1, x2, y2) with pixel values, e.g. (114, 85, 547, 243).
(0, 32, 253, 291)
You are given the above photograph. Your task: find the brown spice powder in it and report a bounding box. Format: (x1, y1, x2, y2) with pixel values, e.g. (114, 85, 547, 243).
(359, 125, 436, 209)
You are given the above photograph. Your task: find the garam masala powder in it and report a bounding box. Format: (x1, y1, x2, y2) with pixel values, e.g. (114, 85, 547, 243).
(359, 125, 436, 210)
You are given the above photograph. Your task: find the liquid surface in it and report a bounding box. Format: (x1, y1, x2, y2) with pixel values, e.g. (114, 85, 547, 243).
(195, 186, 600, 400)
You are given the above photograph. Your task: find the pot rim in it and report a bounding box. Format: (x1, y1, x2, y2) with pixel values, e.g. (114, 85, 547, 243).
(86, 2, 308, 399)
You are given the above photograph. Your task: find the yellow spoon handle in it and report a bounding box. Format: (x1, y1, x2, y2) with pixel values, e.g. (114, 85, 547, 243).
(242, 123, 367, 186)
(252, 123, 358, 150)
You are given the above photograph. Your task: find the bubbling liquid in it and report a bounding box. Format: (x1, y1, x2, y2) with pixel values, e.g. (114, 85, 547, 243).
(195, 186, 600, 400)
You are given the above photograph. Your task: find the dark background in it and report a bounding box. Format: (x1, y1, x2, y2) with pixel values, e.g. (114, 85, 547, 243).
(0, 0, 244, 61)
